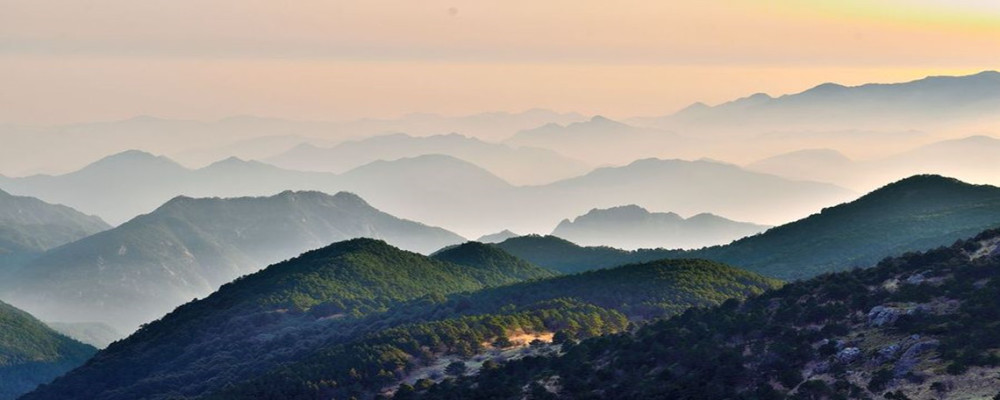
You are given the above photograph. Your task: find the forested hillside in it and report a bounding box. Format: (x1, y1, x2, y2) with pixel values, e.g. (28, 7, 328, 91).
(19, 239, 553, 400)
(497, 175, 1000, 281)
(23, 241, 778, 400)
(411, 229, 1000, 399)
(0, 301, 95, 400)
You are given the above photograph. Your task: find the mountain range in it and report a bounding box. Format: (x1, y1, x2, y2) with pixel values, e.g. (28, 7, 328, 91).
(0, 110, 587, 177)
(0, 300, 95, 400)
(506, 115, 699, 165)
(551, 205, 769, 250)
(21, 239, 779, 400)
(647, 70, 1000, 132)
(16, 239, 559, 400)
(0, 189, 108, 278)
(748, 135, 1000, 191)
(2, 191, 465, 333)
(408, 228, 1000, 399)
(0, 150, 854, 236)
(496, 175, 1000, 280)
(265, 133, 590, 185)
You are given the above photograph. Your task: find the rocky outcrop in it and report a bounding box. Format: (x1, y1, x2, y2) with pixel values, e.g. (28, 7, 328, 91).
(894, 339, 940, 377)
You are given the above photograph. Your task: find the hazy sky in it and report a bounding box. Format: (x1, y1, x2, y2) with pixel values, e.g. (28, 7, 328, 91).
(2, 0, 999, 125)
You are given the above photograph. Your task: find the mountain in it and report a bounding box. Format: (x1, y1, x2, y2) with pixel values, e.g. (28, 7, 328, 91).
(494, 235, 680, 275)
(477, 230, 520, 243)
(747, 136, 1000, 191)
(499, 175, 1000, 280)
(661, 71, 1000, 131)
(213, 258, 780, 400)
(430, 242, 557, 281)
(3, 191, 465, 333)
(551, 205, 769, 250)
(18, 238, 559, 400)
(746, 148, 860, 188)
(0, 110, 585, 177)
(0, 301, 96, 400)
(507, 116, 696, 165)
(2, 151, 855, 238)
(411, 228, 1000, 400)
(523, 158, 855, 228)
(0, 189, 108, 279)
(265, 133, 590, 185)
(684, 175, 1000, 279)
(0, 151, 336, 225)
(334, 154, 517, 236)
(22, 237, 779, 400)
(871, 135, 1000, 188)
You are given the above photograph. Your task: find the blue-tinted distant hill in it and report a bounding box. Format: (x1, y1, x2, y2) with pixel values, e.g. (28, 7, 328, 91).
(3, 191, 465, 333)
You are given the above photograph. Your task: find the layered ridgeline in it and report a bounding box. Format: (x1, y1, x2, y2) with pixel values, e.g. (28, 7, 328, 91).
(0, 301, 96, 400)
(1, 150, 854, 237)
(265, 133, 591, 185)
(0, 189, 108, 278)
(497, 175, 1000, 280)
(412, 229, 1000, 400)
(552, 205, 768, 250)
(748, 135, 1000, 191)
(658, 70, 1000, 131)
(18, 239, 554, 400)
(3, 191, 465, 334)
(22, 240, 779, 400)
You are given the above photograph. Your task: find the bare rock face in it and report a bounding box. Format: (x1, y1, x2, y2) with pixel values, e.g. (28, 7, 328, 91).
(836, 347, 862, 364)
(894, 340, 940, 377)
(867, 304, 929, 327)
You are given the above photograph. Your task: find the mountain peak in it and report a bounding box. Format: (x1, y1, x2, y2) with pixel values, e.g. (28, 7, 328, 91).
(83, 150, 183, 171)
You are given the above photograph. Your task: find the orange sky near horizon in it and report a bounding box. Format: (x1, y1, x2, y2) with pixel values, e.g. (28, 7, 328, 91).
(1, 0, 998, 125)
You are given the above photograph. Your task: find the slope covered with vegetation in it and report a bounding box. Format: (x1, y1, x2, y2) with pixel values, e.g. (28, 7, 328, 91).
(206, 259, 779, 399)
(498, 175, 1000, 281)
(0, 301, 96, 400)
(20, 239, 551, 400)
(5, 191, 465, 333)
(411, 229, 1000, 400)
(23, 241, 780, 400)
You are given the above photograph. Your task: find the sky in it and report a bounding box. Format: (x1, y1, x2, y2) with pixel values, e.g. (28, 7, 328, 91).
(1, 0, 999, 125)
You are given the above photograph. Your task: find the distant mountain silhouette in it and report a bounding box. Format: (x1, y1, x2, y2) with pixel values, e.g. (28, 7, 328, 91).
(657, 71, 1000, 131)
(476, 229, 520, 243)
(748, 135, 1000, 191)
(0, 110, 585, 177)
(0, 189, 108, 278)
(1, 151, 855, 237)
(0, 300, 95, 400)
(497, 175, 1000, 280)
(507, 115, 697, 164)
(265, 133, 590, 185)
(522, 158, 855, 228)
(552, 205, 768, 250)
(3, 191, 465, 333)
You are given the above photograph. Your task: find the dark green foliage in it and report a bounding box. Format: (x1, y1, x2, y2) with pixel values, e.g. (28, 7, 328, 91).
(431, 241, 558, 282)
(0, 301, 96, 400)
(411, 229, 1000, 400)
(445, 362, 467, 376)
(20, 238, 542, 400)
(495, 235, 683, 274)
(498, 176, 1000, 280)
(211, 259, 776, 399)
(25, 238, 780, 400)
